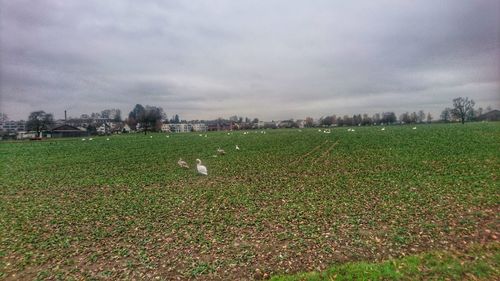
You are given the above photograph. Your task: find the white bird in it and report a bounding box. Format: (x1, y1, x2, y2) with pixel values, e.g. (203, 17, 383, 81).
(347, 128, 352, 132)
(89, 138, 93, 141)
(318, 129, 322, 132)
(166, 135, 170, 138)
(217, 147, 226, 155)
(150, 136, 153, 138)
(412, 127, 417, 130)
(227, 132, 231, 135)
(81, 138, 86, 141)
(204, 134, 207, 137)
(351, 129, 355, 132)
(196, 159, 208, 175)
(236, 145, 240, 150)
(381, 127, 385, 131)
(199, 134, 203, 137)
(106, 138, 110, 141)
(177, 158, 189, 169)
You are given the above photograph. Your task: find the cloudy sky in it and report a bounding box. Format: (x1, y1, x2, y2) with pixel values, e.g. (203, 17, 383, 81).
(1, 0, 499, 121)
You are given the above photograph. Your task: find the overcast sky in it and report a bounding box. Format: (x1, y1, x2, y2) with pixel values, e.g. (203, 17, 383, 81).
(1, 0, 499, 121)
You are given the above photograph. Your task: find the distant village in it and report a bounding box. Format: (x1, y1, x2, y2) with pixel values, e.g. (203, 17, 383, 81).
(1, 101, 499, 140)
(0, 108, 312, 140)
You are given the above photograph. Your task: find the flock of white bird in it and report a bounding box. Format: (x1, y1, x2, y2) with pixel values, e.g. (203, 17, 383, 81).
(177, 144, 241, 176)
(81, 126, 420, 176)
(176, 158, 208, 176)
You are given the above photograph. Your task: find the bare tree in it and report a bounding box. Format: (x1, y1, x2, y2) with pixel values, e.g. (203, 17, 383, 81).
(417, 110, 425, 123)
(451, 97, 475, 124)
(426, 112, 433, 123)
(381, 112, 397, 124)
(127, 104, 144, 130)
(372, 113, 381, 125)
(400, 112, 410, 124)
(26, 111, 54, 137)
(361, 113, 372, 126)
(305, 117, 314, 127)
(440, 108, 451, 122)
(139, 106, 165, 134)
(320, 116, 333, 126)
(410, 112, 418, 123)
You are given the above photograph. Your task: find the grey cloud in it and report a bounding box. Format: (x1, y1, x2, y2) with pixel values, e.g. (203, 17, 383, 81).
(1, 0, 499, 120)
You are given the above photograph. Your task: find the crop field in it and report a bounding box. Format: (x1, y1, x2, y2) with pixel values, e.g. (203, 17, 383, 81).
(1, 123, 499, 280)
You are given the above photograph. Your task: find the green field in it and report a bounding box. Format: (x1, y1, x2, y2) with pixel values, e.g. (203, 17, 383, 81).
(1, 123, 499, 280)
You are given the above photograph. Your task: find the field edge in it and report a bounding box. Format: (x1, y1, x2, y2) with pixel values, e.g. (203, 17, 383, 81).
(269, 242, 500, 281)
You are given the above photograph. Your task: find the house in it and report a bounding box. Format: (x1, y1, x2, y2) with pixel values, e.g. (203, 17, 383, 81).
(206, 121, 234, 131)
(16, 131, 36, 140)
(277, 120, 297, 128)
(477, 110, 500, 121)
(0, 120, 26, 132)
(50, 124, 88, 138)
(263, 121, 278, 129)
(169, 123, 192, 133)
(161, 123, 171, 133)
(295, 119, 305, 128)
(123, 124, 131, 133)
(96, 123, 111, 135)
(191, 123, 208, 132)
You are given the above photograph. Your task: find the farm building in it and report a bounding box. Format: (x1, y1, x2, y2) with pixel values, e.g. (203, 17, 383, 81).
(477, 110, 500, 121)
(50, 124, 88, 138)
(16, 131, 36, 140)
(206, 121, 234, 131)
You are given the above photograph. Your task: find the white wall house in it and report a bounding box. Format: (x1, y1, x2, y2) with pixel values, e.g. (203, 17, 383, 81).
(169, 123, 191, 133)
(16, 131, 36, 140)
(160, 123, 207, 133)
(161, 124, 171, 132)
(191, 123, 208, 132)
(123, 124, 131, 132)
(0, 120, 26, 132)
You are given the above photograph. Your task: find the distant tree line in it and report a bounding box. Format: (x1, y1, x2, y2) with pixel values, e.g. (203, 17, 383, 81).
(318, 112, 399, 127)
(316, 97, 487, 127)
(17, 96, 495, 137)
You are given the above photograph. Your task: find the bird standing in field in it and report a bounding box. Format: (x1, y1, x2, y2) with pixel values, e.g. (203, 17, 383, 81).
(217, 147, 226, 155)
(412, 127, 417, 130)
(381, 127, 385, 131)
(196, 159, 208, 175)
(236, 145, 240, 151)
(177, 158, 189, 169)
